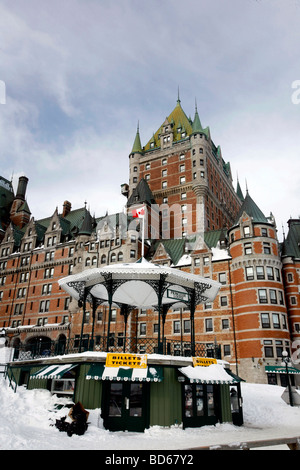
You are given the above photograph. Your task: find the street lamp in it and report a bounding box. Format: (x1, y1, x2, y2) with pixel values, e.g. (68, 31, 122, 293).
(281, 350, 294, 407)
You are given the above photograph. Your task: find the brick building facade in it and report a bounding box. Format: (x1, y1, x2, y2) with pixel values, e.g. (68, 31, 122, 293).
(0, 97, 299, 384)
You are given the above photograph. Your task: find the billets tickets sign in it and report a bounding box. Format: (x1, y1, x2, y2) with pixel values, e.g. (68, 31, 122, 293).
(106, 353, 147, 369)
(193, 357, 217, 367)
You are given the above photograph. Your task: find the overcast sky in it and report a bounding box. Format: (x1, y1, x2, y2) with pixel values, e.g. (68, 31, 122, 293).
(0, 0, 299, 241)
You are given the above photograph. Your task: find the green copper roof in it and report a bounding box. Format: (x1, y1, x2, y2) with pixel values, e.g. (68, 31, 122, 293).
(234, 192, 268, 225)
(131, 124, 142, 154)
(127, 178, 157, 208)
(282, 219, 300, 259)
(192, 105, 203, 134)
(150, 238, 186, 265)
(144, 99, 193, 151)
(236, 180, 245, 202)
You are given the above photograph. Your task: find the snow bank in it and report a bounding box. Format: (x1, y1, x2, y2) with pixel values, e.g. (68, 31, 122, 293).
(1, 376, 300, 450)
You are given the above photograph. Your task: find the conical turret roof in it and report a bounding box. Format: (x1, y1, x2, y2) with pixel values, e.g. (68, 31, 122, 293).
(234, 191, 269, 225)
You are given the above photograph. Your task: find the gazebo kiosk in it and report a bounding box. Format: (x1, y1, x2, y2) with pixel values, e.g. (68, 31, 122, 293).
(58, 258, 221, 355)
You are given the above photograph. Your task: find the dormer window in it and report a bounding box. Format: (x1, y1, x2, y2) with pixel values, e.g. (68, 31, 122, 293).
(181, 132, 186, 138)
(52, 222, 56, 230)
(177, 127, 181, 133)
(150, 142, 154, 148)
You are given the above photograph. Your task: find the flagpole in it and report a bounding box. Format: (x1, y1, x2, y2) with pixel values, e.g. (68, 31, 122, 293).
(141, 214, 145, 258)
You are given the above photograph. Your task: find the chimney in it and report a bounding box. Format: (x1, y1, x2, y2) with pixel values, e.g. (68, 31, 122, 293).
(63, 201, 72, 218)
(16, 176, 29, 200)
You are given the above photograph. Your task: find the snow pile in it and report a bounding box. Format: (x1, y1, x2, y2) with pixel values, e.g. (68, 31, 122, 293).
(178, 364, 236, 383)
(0, 376, 300, 450)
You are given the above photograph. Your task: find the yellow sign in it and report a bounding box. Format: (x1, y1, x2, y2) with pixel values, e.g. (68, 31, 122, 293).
(106, 353, 147, 369)
(192, 357, 217, 367)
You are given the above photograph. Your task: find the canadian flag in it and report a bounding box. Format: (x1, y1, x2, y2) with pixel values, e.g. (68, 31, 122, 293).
(132, 206, 145, 218)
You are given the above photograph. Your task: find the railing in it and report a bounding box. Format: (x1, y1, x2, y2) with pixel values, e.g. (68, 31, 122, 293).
(12, 336, 221, 362)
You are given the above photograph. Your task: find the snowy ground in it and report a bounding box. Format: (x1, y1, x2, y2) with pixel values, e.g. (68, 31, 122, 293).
(0, 375, 300, 451)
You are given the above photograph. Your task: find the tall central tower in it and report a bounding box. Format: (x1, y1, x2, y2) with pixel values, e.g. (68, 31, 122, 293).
(126, 97, 242, 239)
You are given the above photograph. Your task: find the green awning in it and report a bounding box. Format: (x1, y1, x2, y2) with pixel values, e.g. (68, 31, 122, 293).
(30, 364, 77, 380)
(265, 365, 300, 375)
(86, 363, 163, 382)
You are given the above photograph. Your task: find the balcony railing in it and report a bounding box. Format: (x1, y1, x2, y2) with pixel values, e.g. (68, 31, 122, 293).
(12, 336, 221, 361)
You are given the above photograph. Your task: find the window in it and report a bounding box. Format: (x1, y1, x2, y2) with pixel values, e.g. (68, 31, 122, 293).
(140, 323, 146, 335)
(203, 256, 209, 266)
(256, 266, 265, 279)
(39, 300, 50, 313)
(180, 176, 186, 184)
(42, 284, 52, 295)
(179, 164, 185, 172)
(145, 163, 150, 170)
(258, 289, 268, 303)
(261, 313, 270, 328)
(287, 273, 293, 282)
(261, 228, 268, 237)
(162, 158, 167, 165)
(220, 296, 228, 307)
(183, 320, 191, 333)
(266, 267, 274, 280)
(223, 345, 231, 356)
(162, 169, 167, 177)
(245, 266, 254, 280)
(264, 340, 274, 358)
(44, 267, 54, 279)
(130, 249, 136, 258)
(173, 320, 180, 334)
(272, 313, 280, 329)
(162, 181, 167, 189)
(263, 242, 271, 254)
(205, 318, 213, 332)
(179, 154, 185, 160)
(218, 273, 226, 285)
(278, 291, 284, 305)
(101, 254, 106, 264)
(145, 174, 150, 181)
(181, 192, 187, 200)
(244, 243, 252, 255)
(269, 289, 277, 304)
(243, 226, 250, 237)
(222, 319, 229, 329)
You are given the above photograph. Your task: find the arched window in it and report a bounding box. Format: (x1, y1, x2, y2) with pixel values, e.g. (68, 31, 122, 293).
(101, 254, 107, 264)
(111, 253, 116, 263)
(92, 256, 97, 266)
(85, 257, 91, 266)
(118, 252, 123, 261)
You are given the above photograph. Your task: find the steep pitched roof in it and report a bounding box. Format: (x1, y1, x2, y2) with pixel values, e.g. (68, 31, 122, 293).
(236, 180, 245, 202)
(144, 99, 193, 151)
(131, 124, 142, 154)
(234, 192, 269, 225)
(149, 238, 186, 265)
(281, 219, 300, 259)
(127, 178, 157, 208)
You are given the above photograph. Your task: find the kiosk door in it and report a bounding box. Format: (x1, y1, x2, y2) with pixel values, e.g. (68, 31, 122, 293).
(183, 384, 220, 428)
(103, 381, 149, 432)
(230, 384, 243, 426)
